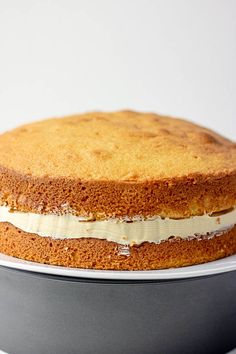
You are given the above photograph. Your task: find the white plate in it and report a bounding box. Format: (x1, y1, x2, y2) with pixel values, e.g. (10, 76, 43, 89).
(1, 252, 236, 280)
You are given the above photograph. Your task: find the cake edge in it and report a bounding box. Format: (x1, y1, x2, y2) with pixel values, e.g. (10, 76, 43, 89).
(0, 165, 236, 218)
(0, 222, 236, 270)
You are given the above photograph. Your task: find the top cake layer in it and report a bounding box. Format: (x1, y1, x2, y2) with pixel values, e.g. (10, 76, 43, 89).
(0, 110, 235, 180)
(0, 111, 235, 218)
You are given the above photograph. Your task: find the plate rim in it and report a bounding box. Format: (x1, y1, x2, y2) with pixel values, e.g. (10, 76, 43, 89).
(0, 252, 236, 280)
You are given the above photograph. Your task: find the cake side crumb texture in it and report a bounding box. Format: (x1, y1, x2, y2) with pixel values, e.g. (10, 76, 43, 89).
(0, 222, 235, 270)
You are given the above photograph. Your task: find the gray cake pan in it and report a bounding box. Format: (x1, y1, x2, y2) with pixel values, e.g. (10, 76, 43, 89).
(0, 266, 236, 354)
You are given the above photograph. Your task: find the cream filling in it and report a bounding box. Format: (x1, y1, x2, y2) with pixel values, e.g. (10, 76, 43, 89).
(0, 206, 235, 245)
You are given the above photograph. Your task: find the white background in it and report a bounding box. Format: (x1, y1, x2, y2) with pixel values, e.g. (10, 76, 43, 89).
(0, 0, 235, 139)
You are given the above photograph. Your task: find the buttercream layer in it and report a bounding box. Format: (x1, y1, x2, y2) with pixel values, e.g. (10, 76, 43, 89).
(0, 206, 235, 245)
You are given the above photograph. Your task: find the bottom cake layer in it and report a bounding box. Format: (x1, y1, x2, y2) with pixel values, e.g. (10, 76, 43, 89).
(0, 222, 236, 270)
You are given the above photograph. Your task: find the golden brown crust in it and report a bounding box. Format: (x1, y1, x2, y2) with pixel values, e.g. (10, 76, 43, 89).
(0, 222, 235, 270)
(0, 111, 236, 181)
(0, 111, 235, 218)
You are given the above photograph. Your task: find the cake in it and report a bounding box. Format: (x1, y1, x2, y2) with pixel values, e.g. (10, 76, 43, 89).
(0, 110, 235, 270)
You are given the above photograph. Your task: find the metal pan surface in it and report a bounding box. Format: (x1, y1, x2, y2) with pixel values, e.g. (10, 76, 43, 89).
(0, 266, 236, 354)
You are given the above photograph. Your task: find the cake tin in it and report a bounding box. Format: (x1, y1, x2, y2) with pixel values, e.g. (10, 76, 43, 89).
(0, 254, 236, 354)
